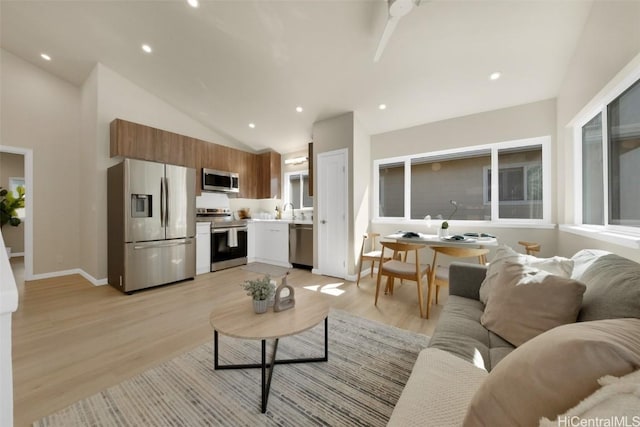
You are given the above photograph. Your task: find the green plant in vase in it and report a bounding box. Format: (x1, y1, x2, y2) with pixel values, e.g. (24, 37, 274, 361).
(0, 186, 25, 229)
(242, 275, 276, 313)
(440, 200, 458, 237)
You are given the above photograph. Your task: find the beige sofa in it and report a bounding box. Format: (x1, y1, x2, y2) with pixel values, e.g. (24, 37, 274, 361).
(388, 248, 640, 426)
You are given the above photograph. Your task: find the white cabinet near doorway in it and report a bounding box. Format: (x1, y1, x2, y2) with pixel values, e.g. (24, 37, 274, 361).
(196, 222, 211, 275)
(248, 221, 290, 267)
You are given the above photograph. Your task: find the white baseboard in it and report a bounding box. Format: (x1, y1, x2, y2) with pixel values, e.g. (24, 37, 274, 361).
(310, 268, 358, 282)
(29, 269, 108, 286)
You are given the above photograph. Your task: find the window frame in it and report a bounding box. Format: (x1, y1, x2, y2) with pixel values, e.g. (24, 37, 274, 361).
(482, 161, 543, 205)
(373, 136, 551, 225)
(573, 70, 640, 237)
(284, 171, 312, 209)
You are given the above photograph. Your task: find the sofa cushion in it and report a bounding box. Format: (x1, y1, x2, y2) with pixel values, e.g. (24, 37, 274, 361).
(578, 253, 640, 321)
(388, 348, 488, 427)
(428, 295, 513, 371)
(463, 318, 640, 427)
(570, 248, 611, 281)
(539, 369, 640, 426)
(480, 262, 586, 346)
(479, 244, 574, 305)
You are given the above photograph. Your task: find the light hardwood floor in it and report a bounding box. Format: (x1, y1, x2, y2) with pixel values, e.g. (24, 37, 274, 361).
(10, 258, 446, 426)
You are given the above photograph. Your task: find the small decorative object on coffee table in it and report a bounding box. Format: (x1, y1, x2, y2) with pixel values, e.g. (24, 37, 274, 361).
(242, 275, 276, 314)
(274, 272, 295, 312)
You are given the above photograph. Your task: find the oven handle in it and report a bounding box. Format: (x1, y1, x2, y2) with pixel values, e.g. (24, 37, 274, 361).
(212, 227, 248, 234)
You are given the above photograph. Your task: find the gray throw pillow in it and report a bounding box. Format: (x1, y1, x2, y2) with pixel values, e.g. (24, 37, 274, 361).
(578, 254, 640, 321)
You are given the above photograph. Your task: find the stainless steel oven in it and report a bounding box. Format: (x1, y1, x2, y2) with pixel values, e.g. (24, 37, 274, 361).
(196, 208, 248, 271)
(211, 222, 248, 271)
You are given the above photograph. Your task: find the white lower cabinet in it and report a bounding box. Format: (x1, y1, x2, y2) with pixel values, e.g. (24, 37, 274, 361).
(249, 221, 290, 267)
(196, 222, 211, 275)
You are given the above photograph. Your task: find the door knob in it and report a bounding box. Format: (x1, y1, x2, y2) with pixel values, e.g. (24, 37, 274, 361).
(321, 220, 327, 224)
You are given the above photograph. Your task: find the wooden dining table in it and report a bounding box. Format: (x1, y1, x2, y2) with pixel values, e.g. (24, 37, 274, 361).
(383, 232, 498, 318)
(384, 232, 499, 248)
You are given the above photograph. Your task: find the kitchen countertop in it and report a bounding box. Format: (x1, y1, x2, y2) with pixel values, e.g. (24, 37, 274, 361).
(249, 218, 313, 225)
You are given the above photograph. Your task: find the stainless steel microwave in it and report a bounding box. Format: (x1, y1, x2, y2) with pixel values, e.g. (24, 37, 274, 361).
(202, 168, 239, 193)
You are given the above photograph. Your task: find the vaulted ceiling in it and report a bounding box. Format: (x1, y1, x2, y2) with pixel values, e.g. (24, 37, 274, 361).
(0, 0, 593, 153)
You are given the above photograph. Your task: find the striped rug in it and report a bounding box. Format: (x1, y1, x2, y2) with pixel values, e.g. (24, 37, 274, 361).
(35, 309, 429, 427)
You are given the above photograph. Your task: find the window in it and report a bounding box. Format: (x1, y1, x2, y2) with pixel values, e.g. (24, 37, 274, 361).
(374, 137, 550, 223)
(578, 77, 640, 230)
(285, 172, 312, 209)
(581, 114, 604, 225)
(484, 146, 543, 220)
(410, 151, 490, 220)
(379, 162, 404, 217)
(608, 79, 640, 227)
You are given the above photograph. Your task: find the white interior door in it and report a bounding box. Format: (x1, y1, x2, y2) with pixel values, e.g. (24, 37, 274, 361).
(317, 148, 347, 278)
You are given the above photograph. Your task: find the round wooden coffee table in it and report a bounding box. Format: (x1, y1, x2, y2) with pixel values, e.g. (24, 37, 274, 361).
(210, 288, 330, 413)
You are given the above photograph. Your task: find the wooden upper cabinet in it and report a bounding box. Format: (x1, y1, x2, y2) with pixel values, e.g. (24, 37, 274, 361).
(157, 131, 197, 168)
(110, 118, 281, 199)
(110, 119, 158, 161)
(257, 151, 281, 199)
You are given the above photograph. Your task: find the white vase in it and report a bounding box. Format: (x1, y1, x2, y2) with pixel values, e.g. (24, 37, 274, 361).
(253, 299, 269, 314)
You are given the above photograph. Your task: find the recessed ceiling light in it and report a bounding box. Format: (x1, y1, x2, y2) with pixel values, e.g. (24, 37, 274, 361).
(142, 44, 152, 54)
(378, 104, 387, 110)
(296, 106, 304, 113)
(40, 53, 51, 61)
(248, 123, 256, 129)
(489, 72, 501, 81)
(187, 0, 199, 7)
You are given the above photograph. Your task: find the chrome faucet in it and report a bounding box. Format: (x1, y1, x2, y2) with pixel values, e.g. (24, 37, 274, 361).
(282, 202, 295, 219)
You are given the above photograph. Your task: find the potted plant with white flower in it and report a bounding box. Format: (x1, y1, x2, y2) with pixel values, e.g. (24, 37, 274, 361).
(242, 275, 276, 314)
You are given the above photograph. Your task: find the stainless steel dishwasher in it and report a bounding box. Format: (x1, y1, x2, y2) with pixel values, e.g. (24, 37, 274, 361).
(289, 223, 313, 269)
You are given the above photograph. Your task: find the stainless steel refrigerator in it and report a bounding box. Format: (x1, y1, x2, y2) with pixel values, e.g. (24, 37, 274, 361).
(108, 158, 196, 293)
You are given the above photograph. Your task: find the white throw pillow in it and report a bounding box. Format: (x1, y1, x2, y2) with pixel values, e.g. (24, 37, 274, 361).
(570, 248, 611, 281)
(539, 369, 640, 426)
(479, 244, 574, 305)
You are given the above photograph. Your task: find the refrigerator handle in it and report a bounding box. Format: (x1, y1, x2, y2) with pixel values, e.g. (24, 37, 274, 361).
(160, 178, 165, 228)
(164, 177, 169, 225)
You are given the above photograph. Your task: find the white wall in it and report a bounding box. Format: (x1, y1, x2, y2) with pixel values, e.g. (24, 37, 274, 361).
(556, 1, 640, 262)
(1, 52, 260, 280)
(0, 49, 81, 276)
(370, 99, 557, 260)
(85, 63, 256, 280)
(352, 113, 371, 275)
(311, 112, 355, 272)
(80, 65, 100, 280)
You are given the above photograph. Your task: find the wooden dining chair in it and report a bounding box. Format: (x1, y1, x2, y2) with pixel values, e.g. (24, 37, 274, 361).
(356, 233, 391, 287)
(427, 246, 490, 319)
(518, 240, 541, 256)
(375, 241, 429, 318)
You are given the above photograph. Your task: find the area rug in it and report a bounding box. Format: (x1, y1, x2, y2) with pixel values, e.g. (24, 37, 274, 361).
(34, 309, 428, 427)
(241, 262, 290, 277)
